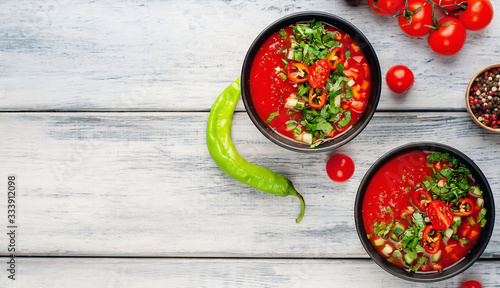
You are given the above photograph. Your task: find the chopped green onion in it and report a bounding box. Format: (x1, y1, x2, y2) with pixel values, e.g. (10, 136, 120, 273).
(266, 112, 279, 123)
(292, 126, 301, 135)
(412, 213, 425, 229)
(473, 186, 483, 196)
(345, 50, 351, 59)
(477, 207, 487, 225)
(411, 257, 428, 272)
(279, 29, 287, 39)
(393, 226, 404, 237)
(310, 140, 323, 148)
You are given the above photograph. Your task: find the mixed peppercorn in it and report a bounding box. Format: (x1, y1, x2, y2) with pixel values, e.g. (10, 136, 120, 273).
(468, 67, 500, 129)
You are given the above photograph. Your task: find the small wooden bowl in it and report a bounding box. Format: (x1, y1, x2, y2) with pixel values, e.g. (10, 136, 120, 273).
(465, 63, 500, 132)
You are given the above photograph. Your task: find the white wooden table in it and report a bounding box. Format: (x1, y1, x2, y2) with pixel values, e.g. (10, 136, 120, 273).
(1, 1, 499, 287)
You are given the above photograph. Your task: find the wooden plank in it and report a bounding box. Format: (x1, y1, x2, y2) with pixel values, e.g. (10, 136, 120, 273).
(1, 0, 499, 110)
(0, 111, 499, 257)
(1, 257, 499, 287)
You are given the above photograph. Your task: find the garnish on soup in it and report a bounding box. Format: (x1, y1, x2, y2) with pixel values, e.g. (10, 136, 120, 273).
(362, 151, 487, 273)
(249, 20, 371, 147)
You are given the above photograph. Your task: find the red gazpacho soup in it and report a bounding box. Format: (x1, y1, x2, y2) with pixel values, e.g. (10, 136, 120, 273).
(249, 20, 371, 148)
(362, 151, 487, 273)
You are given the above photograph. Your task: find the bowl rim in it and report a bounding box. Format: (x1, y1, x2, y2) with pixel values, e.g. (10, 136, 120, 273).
(241, 11, 381, 153)
(465, 63, 500, 133)
(354, 142, 495, 282)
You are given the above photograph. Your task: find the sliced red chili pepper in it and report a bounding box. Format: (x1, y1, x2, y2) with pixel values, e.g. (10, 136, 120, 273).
(449, 198, 475, 216)
(412, 189, 433, 211)
(308, 86, 327, 109)
(326, 47, 345, 70)
(422, 225, 442, 254)
(427, 200, 454, 230)
(308, 59, 330, 88)
(286, 62, 310, 83)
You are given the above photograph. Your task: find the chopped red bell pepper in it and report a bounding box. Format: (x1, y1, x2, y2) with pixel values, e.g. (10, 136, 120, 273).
(422, 225, 441, 254)
(412, 189, 433, 211)
(449, 198, 474, 216)
(308, 87, 327, 109)
(326, 47, 345, 70)
(286, 62, 310, 83)
(341, 101, 351, 110)
(344, 69, 359, 80)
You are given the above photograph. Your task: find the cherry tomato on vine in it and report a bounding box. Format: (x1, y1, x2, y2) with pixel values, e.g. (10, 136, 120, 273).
(369, 0, 405, 16)
(398, 0, 433, 37)
(458, 0, 494, 31)
(427, 200, 454, 230)
(428, 17, 466, 56)
(386, 65, 414, 94)
(326, 154, 355, 182)
(436, 0, 463, 13)
(460, 280, 483, 288)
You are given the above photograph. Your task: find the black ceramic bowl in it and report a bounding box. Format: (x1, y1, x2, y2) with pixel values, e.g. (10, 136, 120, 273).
(241, 11, 381, 153)
(355, 142, 495, 282)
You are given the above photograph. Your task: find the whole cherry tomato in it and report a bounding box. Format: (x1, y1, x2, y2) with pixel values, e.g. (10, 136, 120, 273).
(398, 0, 433, 37)
(460, 280, 483, 288)
(427, 200, 454, 230)
(326, 154, 355, 182)
(308, 59, 330, 88)
(386, 65, 414, 94)
(369, 0, 405, 16)
(458, 0, 494, 31)
(428, 17, 466, 56)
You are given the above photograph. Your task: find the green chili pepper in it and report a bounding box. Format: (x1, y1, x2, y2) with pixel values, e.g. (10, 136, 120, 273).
(206, 79, 306, 223)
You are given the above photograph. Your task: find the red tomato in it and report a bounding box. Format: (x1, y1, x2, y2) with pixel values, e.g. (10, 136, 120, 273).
(458, 0, 494, 31)
(326, 154, 355, 182)
(427, 200, 454, 230)
(385, 65, 414, 94)
(369, 0, 405, 16)
(350, 101, 365, 113)
(458, 222, 481, 241)
(398, 0, 433, 37)
(308, 59, 330, 88)
(460, 280, 483, 288)
(428, 17, 466, 56)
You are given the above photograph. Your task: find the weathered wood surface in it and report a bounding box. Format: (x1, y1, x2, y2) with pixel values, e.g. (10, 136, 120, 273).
(1, 0, 499, 111)
(1, 258, 499, 288)
(1, 111, 499, 257)
(3, 1, 500, 286)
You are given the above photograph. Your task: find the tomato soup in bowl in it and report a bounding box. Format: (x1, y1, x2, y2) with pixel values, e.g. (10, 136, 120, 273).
(241, 12, 381, 153)
(355, 143, 495, 282)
